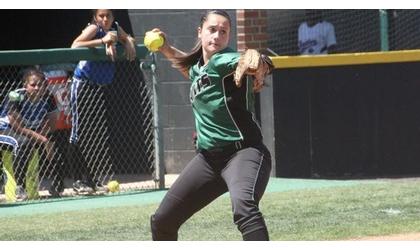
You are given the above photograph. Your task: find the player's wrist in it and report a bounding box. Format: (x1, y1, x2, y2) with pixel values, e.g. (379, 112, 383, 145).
(127, 35, 136, 43)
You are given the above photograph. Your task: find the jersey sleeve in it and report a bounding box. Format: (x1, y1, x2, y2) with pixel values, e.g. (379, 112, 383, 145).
(326, 22, 337, 47)
(0, 99, 12, 129)
(209, 52, 240, 76)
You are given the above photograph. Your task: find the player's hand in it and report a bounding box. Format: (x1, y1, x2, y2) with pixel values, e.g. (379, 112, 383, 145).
(123, 37, 137, 61)
(234, 49, 274, 92)
(102, 31, 118, 61)
(105, 43, 117, 61)
(252, 60, 272, 92)
(150, 28, 169, 52)
(102, 31, 118, 44)
(32, 132, 48, 145)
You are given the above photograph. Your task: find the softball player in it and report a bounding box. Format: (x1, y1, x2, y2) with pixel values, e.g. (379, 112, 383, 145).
(150, 10, 273, 241)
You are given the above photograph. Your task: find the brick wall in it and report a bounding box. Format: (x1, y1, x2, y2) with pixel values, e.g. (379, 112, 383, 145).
(236, 10, 269, 52)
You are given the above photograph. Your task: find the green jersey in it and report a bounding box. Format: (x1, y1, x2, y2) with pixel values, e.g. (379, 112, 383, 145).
(189, 47, 262, 150)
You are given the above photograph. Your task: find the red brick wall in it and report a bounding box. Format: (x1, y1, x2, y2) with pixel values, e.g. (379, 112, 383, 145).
(236, 10, 268, 52)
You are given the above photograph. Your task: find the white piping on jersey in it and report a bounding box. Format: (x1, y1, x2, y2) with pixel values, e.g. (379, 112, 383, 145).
(247, 80, 263, 135)
(252, 112, 263, 133)
(252, 152, 265, 202)
(222, 72, 243, 140)
(221, 73, 264, 140)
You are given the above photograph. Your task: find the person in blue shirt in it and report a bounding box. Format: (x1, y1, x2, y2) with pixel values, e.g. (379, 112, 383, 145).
(1, 68, 58, 200)
(69, 9, 137, 194)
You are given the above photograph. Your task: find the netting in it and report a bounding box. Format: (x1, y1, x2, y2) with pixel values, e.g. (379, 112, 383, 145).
(0, 52, 156, 202)
(387, 10, 420, 50)
(267, 9, 420, 56)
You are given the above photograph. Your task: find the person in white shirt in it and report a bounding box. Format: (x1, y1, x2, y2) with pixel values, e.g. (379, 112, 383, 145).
(298, 10, 337, 55)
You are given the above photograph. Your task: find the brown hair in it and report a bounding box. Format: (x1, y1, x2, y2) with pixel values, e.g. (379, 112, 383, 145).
(91, 9, 115, 23)
(172, 10, 231, 72)
(22, 68, 46, 86)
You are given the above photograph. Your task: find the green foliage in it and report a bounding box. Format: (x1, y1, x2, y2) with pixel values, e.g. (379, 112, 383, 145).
(1, 179, 420, 240)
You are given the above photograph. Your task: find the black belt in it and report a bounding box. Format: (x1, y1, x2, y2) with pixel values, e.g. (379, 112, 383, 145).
(200, 140, 261, 154)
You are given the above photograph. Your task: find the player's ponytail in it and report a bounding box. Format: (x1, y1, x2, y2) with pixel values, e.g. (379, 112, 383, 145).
(172, 42, 202, 72)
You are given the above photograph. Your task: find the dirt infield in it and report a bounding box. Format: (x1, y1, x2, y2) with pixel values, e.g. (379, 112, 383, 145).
(352, 232, 420, 241)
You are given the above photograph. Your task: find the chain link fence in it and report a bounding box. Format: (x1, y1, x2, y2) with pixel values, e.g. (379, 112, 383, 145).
(268, 9, 420, 56)
(0, 47, 158, 202)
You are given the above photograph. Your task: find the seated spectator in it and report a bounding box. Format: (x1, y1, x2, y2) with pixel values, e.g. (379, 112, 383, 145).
(1, 68, 58, 200)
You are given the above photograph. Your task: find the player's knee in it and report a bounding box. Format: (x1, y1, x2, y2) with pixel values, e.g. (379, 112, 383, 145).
(150, 214, 160, 231)
(231, 197, 264, 230)
(232, 205, 267, 238)
(150, 214, 178, 241)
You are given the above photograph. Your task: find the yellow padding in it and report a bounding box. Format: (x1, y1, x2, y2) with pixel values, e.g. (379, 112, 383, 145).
(271, 49, 420, 69)
(26, 149, 40, 200)
(2, 150, 17, 202)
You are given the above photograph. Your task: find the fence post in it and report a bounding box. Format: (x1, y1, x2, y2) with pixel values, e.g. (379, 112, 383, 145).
(379, 9, 389, 51)
(259, 74, 276, 177)
(149, 53, 165, 189)
(140, 53, 165, 189)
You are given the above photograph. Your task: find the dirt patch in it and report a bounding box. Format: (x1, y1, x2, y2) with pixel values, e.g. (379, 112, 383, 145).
(352, 232, 420, 241)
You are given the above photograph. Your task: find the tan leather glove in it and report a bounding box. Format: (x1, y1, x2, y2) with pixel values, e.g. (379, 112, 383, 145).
(234, 49, 274, 92)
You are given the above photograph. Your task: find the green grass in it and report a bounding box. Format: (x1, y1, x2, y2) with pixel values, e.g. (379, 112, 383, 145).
(1, 178, 420, 240)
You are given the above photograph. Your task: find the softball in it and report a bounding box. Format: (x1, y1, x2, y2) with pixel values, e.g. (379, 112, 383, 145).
(107, 180, 120, 193)
(144, 31, 164, 52)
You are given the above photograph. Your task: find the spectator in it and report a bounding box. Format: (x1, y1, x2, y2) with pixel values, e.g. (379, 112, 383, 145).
(1, 68, 58, 200)
(69, 9, 136, 194)
(298, 10, 337, 55)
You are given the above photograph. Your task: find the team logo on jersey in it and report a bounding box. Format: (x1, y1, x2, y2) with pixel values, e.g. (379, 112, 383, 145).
(298, 40, 318, 54)
(190, 74, 211, 103)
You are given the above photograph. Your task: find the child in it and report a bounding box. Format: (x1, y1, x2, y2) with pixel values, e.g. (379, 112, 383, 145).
(69, 9, 136, 194)
(2, 68, 58, 200)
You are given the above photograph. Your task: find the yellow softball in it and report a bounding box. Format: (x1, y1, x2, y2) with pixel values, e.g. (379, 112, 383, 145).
(144, 31, 164, 52)
(107, 180, 120, 193)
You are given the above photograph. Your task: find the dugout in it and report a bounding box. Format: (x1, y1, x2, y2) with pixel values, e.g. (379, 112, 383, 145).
(0, 10, 153, 175)
(272, 53, 420, 178)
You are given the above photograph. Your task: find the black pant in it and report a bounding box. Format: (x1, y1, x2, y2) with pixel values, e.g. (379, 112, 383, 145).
(69, 81, 112, 186)
(151, 143, 272, 241)
(45, 129, 94, 193)
(49, 130, 71, 193)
